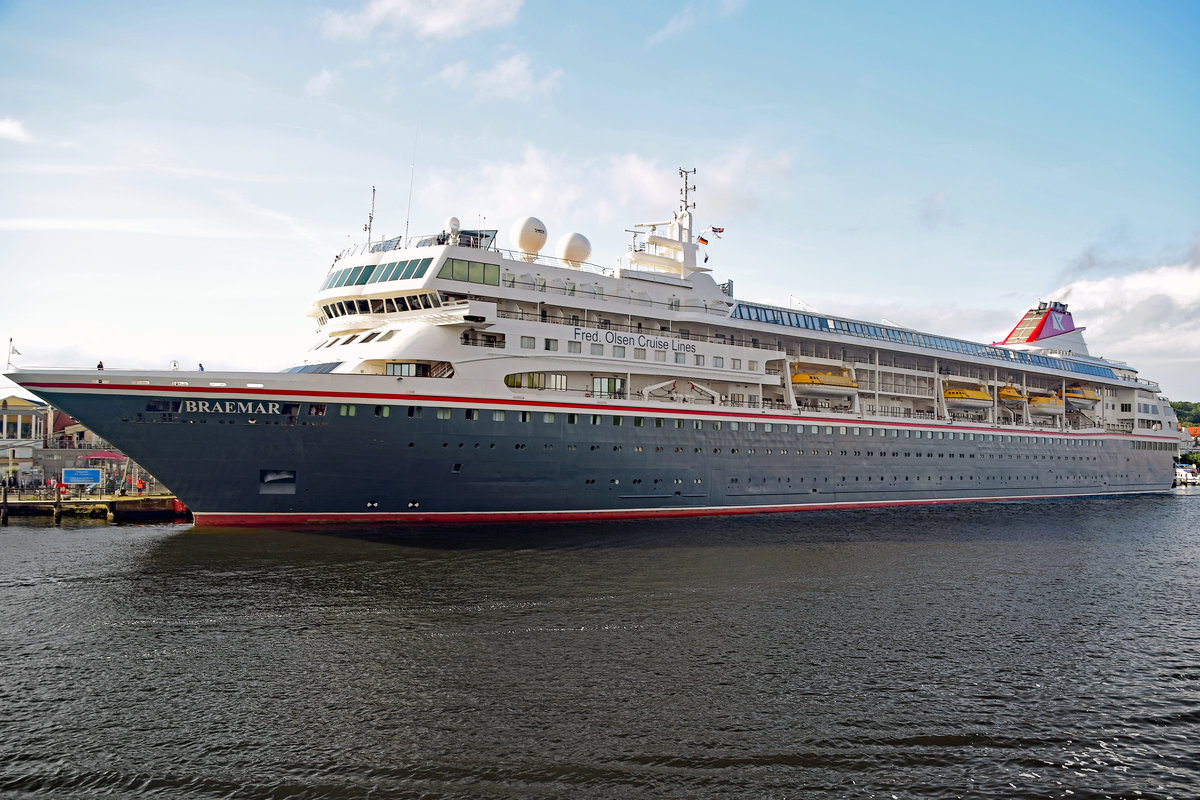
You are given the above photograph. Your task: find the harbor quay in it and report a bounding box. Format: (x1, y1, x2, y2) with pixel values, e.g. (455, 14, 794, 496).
(0, 490, 190, 524)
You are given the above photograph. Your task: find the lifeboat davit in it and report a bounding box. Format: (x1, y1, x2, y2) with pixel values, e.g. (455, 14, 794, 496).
(1063, 385, 1100, 409)
(943, 386, 993, 410)
(1028, 393, 1065, 416)
(791, 367, 857, 398)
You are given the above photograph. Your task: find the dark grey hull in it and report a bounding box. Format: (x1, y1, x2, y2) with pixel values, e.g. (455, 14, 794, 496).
(25, 383, 1176, 527)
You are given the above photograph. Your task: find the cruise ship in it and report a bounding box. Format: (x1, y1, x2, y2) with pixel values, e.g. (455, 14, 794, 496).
(6, 171, 1179, 526)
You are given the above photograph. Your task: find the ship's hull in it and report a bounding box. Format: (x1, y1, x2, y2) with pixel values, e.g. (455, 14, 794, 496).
(12, 370, 1176, 527)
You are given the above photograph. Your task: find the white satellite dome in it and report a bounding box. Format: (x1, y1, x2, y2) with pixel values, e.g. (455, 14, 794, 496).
(446, 216, 460, 233)
(511, 216, 547, 256)
(556, 232, 592, 265)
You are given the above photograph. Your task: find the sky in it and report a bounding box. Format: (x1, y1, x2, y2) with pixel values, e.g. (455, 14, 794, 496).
(2, 0, 1199, 399)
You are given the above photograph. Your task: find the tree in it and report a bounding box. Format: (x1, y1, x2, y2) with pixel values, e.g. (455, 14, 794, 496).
(1171, 401, 1200, 427)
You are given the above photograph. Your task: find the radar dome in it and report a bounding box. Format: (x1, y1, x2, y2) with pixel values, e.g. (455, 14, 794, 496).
(446, 216, 460, 233)
(556, 232, 592, 265)
(511, 217, 547, 255)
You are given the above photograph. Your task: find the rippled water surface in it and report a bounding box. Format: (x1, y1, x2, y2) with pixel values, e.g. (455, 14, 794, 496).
(2, 491, 1199, 799)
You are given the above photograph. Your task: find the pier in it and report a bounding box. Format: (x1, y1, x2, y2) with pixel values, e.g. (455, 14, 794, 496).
(0, 489, 190, 525)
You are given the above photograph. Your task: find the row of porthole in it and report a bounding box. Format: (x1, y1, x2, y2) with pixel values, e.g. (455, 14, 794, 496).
(416, 441, 1117, 462)
(574, 474, 1110, 487)
(184, 411, 1129, 458)
(385, 406, 1123, 447)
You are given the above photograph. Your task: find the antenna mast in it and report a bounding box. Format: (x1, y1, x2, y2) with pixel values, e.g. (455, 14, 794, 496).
(364, 185, 375, 244)
(679, 167, 696, 214)
(404, 130, 418, 243)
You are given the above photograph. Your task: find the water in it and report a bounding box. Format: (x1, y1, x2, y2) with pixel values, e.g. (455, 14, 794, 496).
(2, 491, 1198, 799)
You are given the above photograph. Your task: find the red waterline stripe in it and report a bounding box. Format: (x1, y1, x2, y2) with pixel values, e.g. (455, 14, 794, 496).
(192, 490, 1168, 527)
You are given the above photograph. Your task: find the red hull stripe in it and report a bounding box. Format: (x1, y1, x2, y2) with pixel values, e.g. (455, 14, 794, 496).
(192, 490, 1167, 528)
(15, 381, 1177, 442)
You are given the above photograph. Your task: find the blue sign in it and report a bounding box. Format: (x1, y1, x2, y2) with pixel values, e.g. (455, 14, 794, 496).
(62, 468, 101, 484)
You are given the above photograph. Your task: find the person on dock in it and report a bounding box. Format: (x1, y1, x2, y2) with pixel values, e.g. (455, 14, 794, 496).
(96, 361, 103, 370)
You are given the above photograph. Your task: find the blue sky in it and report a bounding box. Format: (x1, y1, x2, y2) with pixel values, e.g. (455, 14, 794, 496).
(2, 0, 1199, 399)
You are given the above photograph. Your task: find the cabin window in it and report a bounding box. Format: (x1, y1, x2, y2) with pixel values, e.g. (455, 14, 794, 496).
(521, 336, 535, 349)
(713, 357, 724, 368)
(493, 410, 506, 421)
(386, 362, 429, 377)
(437, 258, 499, 285)
(613, 346, 625, 358)
(634, 348, 646, 360)
(591, 344, 604, 356)
(544, 339, 558, 351)
(675, 352, 686, 364)
(568, 341, 581, 354)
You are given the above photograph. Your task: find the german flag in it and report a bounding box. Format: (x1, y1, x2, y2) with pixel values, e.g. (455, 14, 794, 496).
(697, 236, 709, 245)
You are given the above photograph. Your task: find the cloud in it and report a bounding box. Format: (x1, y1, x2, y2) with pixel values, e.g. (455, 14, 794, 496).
(917, 191, 957, 230)
(305, 67, 337, 97)
(698, 147, 792, 216)
(0, 117, 33, 143)
(0, 217, 296, 239)
(435, 54, 562, 100)
(646, 0, 746, 46)
(321, 0, 523, 41)
(1046, 255, 1200, 394)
